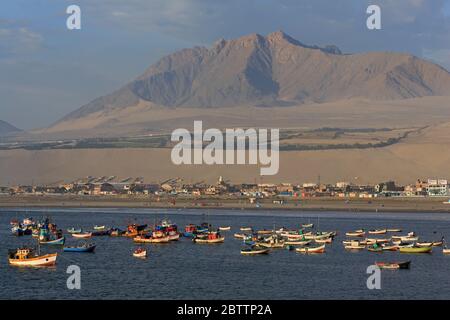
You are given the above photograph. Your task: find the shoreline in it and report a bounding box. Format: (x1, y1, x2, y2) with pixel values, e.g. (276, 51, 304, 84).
(2, 195, 450, 213)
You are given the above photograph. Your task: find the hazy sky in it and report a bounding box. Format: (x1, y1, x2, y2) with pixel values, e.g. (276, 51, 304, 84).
(1, 0, 450, 129)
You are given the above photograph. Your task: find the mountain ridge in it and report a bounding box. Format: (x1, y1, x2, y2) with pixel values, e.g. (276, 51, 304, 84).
(0, 120, 21, 136)
(56, 31, 450, 127)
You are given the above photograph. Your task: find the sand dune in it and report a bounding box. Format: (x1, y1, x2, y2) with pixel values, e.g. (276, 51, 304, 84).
(2, 126, 450, 185)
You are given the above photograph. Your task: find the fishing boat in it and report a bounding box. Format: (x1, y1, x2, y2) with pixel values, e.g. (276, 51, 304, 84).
(133, 248, 147, 258)
(8, 247, 57, 267)
(124, 224, 147, 238)
(234, 233, 248, 239)
(365, 238, 390, 245)
(257, 240, 285, 248)
(257, 229, 272, 235)
(295, 244, 325, 254)
(302, 223, 314, 228)
(63, 242, 96, 253)
(387, 228, 402, 232)
(399, 246, 432, 254)
(346, 231, 365, 237)
(40, 236, 65, 245)
(219, 226, 231, 231)
(110, 228, 125, 237)
(240, 246, 270, 255)
(134, 232, 170, 243)
(72, 232, 92, 239)
(315, 237, 333, 244)
(392, 235, 419, 243)
(344, 241, 366, 250)
(285, 240, 311, 246)
(193, 232, 225, 244)
(415, 242, 433, 247)
(240, 227, 253, 232)
(93, 225, 105, 230)
(67, 227, 82, 234)
(443, 246, 450, 254)
(368, 229, 387, 235)
(305, 232, 334, 240)
(183, 224, 197, 237)
(375, 261, 411, 270)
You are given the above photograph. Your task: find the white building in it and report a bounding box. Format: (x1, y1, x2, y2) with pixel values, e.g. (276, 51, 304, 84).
(427, 179, 449, 196)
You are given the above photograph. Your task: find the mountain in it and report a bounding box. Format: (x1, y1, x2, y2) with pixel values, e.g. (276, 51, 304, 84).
(55, 31, 450, 128)
(0, 120, 20, 136)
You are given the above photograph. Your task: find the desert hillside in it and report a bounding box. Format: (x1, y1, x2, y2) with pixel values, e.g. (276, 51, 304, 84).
(3, 113, 450, 185)
(42, 31, 450, 137)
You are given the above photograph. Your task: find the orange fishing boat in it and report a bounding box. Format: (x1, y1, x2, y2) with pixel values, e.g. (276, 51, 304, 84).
(8, 247, 57, 267)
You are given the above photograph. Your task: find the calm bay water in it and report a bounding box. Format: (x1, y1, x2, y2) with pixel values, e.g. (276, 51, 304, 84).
(2, 208, 450, 300)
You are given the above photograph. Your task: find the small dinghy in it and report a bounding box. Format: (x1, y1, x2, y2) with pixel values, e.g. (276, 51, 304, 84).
(240, 246, 270, 255)
(443, 246, 450, 254)
(376, 261, 411, 270)
(285, 240, 311, 246)
(63, 242, 96, 253)
(368, 229, 387, 235)
(415, 242, 433, 247)
(399, 246, 432, 254)
(295, 244, 326, 254)
(219, 226, 231, 231)
(346, 231, 365, 237)
(240, 227, 253, 232)
(39, 236, 65, 245)
(315, 237, 333, 244)
(67, 227, 82, 234)
(302, 223, 314, 228)
(72, 232, 92, 239)
(344, 241, 366, 250)
(387, 228, 402, 232)
(93, 225, 106, 230)
(133, 247, 147, 258)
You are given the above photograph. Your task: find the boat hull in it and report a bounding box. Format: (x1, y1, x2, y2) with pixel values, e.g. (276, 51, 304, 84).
(295, 245, 325, 254)
(63, 245, 96, 253)
(399, 246, 432, 254)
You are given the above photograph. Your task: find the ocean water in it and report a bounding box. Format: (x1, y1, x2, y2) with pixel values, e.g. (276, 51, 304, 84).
(1, 208, 450, 300)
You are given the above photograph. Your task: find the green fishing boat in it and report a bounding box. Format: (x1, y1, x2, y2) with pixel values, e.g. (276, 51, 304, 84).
(399, 246, 432, 254)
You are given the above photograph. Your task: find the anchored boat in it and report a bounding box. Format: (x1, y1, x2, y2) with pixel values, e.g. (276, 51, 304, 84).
(240, 246, 270, 255)
(193, 231, 225, 244)
(399, 246, 432, 254)
(295, 244, 325, 254)
(8, 247, 57, 267)
(63, 242, 96, 253)
(376, 261, 411, 270)
(72, 232, 92, 239)
(133, 248, 147, 258)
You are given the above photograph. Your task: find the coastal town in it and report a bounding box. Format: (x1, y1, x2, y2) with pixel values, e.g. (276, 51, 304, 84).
(2, 176, 450, 199)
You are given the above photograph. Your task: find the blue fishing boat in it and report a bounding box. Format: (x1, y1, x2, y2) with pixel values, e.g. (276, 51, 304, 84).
(40, 236, 65, 245)
(63, 243, 96, 253)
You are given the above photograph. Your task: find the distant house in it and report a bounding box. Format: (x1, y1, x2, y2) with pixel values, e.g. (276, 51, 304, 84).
(427, 179, 449, 196)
